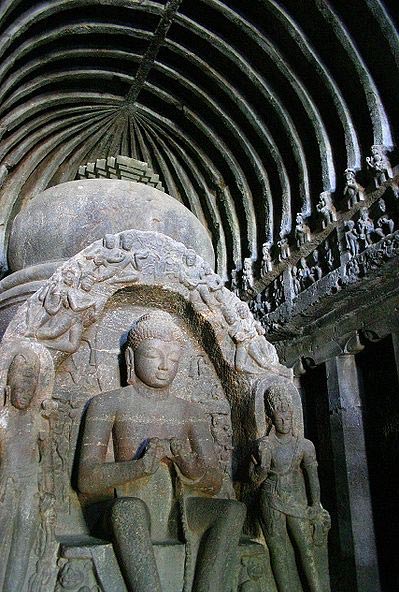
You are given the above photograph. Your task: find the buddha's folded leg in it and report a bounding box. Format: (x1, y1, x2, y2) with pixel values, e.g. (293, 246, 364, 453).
(107, 497, 162, 592)
(187, 497, 246, 592)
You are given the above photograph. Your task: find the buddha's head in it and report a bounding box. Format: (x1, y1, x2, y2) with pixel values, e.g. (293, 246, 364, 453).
(126, 311, 184, 389)
(7, 350, 40, 410)
(265, 384, 294, 435)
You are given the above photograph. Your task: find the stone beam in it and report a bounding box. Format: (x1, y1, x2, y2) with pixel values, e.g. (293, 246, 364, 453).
(125, 0, 184, 105)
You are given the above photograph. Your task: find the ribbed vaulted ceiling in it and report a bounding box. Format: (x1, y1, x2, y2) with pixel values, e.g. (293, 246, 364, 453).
(0, 0, 397, 278)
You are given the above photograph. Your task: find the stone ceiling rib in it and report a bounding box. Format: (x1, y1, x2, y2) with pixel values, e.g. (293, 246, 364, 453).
(0, 0, 397, 281)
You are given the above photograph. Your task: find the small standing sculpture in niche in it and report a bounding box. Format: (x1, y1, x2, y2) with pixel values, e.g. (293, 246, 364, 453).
(344, 220, 360, 257)
(366, 145, 392, 188)
(321, 239, 335, 272)
(242, 258, 254, 292)
(250, 384, 331, 592)
(316, 194, 336, 229)
(294, 213, 311, 248)
(261, 243, 273, 277)
(309, 251, 323, 282)
(277, 237, 290, 261)
(357, 207, 375, 249)
(271, 277, 284, 308)
(297, 257, 314, 291)
(78, 311, 246, 592)
(374, 198, 395, 238)
(0, 349, 52, 592)
(231, 268, 240, 296)
(343, 168, 364, 209)
(291, 266, 301, 297)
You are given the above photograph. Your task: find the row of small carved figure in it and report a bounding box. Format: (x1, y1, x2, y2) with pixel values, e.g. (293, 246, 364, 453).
(344, 199, 397, 257)
(24, 231, 280, 373)
(249, 236, 339, 314)
(252, 219, 399, 318)
(345, 229, 399, 281)
(230, 145, 397, 294)
(249, 277, 284, 318)
(291, 236, 339, 297)
(234, 191, 397, 297)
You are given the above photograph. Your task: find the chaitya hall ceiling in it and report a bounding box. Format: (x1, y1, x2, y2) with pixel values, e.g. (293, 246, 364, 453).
(0, 0, 397, 279)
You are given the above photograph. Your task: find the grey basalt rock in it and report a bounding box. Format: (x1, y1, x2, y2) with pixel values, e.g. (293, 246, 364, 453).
(9, 179, 215, 272)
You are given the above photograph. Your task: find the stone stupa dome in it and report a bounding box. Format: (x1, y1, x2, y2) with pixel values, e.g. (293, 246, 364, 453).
(8, 178, 215, 272)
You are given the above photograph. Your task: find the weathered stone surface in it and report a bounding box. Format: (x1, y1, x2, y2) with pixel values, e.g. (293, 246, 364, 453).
(250, 382, 330, 592)
(0, 225, 303, 591)
(8, 179, 215, 272)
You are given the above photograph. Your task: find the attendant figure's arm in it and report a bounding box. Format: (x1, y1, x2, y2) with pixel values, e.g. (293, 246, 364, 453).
(250, 438, 271, 486)
(302, 439, 322, 511)
(78, 398, 161, 494)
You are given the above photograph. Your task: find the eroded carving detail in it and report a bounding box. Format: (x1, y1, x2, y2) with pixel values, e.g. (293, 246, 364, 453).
(250, 384, 330, 592)
(344, 168, 364, 209)
(20, 230, 285, 377)
(78, 311, 246, 592)
(366, 145, 393, 188)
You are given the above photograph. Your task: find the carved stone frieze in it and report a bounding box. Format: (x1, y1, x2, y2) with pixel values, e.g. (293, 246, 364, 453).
(6, 230, 288, 378)
(343, 230, 399, 283)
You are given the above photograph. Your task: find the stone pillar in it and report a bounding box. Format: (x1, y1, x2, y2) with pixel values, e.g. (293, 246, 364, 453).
(391, 332, 399, 384)
(325, 353, 381, 592)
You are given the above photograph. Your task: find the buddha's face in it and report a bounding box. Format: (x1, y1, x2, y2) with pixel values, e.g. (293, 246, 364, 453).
(8, 354, 39, 410)
(272, 406, 293, 435)
(134, 337, 181, 388)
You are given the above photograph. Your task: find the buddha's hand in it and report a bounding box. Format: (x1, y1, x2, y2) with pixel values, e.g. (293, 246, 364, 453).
(141, 438, 164, 476)
(170, 438, 205, 480)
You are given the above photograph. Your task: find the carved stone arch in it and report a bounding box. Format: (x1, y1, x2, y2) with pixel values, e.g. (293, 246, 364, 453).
(0, 228, 297, 496)
(1, 228, 290, 383)
(0, 229, 297, 591)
